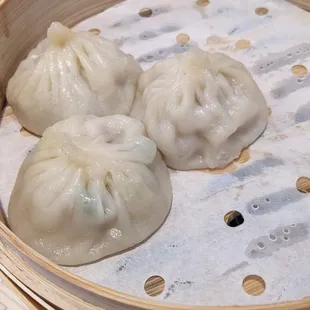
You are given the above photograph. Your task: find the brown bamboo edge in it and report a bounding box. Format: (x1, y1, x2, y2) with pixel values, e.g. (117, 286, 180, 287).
(1, 0, 310, 309)
(289, 0, 310, 11)
(0, 264, 58, 309)
(0, 268, 45, 310)
(1, 220, 310, 310)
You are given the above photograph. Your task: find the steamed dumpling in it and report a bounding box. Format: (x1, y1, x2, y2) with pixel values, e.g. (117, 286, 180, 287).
(131, 48, 268, 170)
(6, 22, 142, 136)
(8, 115, 172, 266)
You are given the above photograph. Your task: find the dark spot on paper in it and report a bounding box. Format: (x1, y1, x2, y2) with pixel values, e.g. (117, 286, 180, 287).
(175, 280, 194, 286)
(139, 31, 157, 40)
(169, 244, 179, 248)
(164, 280, 193, 299)
(116, 258, 131, 274)
(222, 261, 249, 276)
(164, 283, 175, 299)
(26, 146, 35, 156)
(228, 27, 238, 35)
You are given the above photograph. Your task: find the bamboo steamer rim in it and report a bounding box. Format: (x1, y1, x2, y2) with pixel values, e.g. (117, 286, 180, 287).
(1, 0, 310, 309)
(1, 222, 310, 310)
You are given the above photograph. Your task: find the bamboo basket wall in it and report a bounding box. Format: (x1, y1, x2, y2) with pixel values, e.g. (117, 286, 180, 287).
(1, 0, 310, 309)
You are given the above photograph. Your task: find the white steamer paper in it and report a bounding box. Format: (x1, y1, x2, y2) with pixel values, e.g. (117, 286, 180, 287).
(1, 0, 310, 306)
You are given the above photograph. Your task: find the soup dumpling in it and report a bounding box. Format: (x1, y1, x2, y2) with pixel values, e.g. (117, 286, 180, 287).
(8, 115, 172, 266)
(7, 22, 142, 136)
(131, 48, 268, 170)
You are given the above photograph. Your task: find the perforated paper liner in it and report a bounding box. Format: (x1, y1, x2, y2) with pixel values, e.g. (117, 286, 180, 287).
(1, 0, 310, 306)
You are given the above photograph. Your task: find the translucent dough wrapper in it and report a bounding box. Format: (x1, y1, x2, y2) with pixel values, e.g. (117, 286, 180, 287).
(7, 22, 142, 136)
(8, 115, 172, 266)
(131, 48, 268, 170)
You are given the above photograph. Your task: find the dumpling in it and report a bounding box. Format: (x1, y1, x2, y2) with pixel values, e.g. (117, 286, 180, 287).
(8, 115, 172, 266)
(6, 22, 142, 136)
(131, 48, 268, 170)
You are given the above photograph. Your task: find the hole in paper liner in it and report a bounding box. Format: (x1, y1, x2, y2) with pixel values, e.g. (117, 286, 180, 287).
(255, 7, 269, 15)
(196, 0, 209, 6)
(88, 28, 100, 35)
(291, 65, 307, 77)
(283, 228, 289, 234)
(144, 275, 165, 297)
(235, 39, 251, 50)
(283, 236, 289, 241)
(265, 198, 271, 203)
(243, 275, 266, 296)
(296, 177, 310, 193)
(269, 234, 277, 241)
(297, 78, 304, 84)
(176, 33, 190, 44)
(139, 8, 153, 18)
(252, 204, 259, 210)
(224, 210, 244, 227)
(257, 242, 265, 249)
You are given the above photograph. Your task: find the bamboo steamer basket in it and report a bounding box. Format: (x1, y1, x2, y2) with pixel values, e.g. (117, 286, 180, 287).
(1, 0, 310, 309)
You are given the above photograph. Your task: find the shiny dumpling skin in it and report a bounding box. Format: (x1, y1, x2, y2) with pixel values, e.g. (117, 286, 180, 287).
(6, 22, 142, 136)
(131, 48, 268, 170)
(8, 115, 172, 266)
